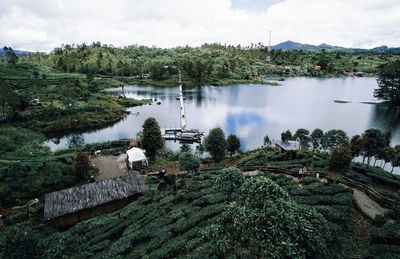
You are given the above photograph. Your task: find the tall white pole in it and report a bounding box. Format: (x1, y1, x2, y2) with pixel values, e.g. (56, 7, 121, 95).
(178, 69, 187, 130)
(266, 30, 272, 62)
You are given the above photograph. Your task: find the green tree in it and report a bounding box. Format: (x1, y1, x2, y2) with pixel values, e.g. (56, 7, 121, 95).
(322, 129, 349, 150)
(310, 128, 324, 150)
(391, 145, 400, 173)
(195, 143, 205, 156)
(382, 146, 395, 169)
(350, 135, 363, 159)
(207, 176, 330, 258)
(317, 52, 332, 71)
(361, 128, 387, 165)
(328, 146, 352, 171)
(263, 134, 272, 146)
(204, 127, 227, 162)
(374, 60, 400, 104)
(141, 117, 164, 160)
(3, 46, 18, 64)
(281, 130, 292, 142)
(180, 143, 192, 153)
(293, 128, 310, 149)
(226, 134, 240, 156)
(73, 150, 90, 180)
(215, 167, 244, 200)
(179, 152, 200, 174)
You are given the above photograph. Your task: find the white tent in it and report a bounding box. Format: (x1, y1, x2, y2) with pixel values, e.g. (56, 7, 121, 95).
(126, 147, 148, 169)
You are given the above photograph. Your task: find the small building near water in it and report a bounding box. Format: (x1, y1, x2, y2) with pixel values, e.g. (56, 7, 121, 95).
(275, 140, 300, 153)
(126, 147, 148, 170)
(44, 171, 147, 228)
(355, 71, 364, 77)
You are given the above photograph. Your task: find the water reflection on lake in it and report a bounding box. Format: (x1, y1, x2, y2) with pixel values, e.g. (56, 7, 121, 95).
(46, 77, 400, 154)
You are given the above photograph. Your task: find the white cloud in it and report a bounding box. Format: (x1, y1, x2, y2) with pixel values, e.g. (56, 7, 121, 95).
(0, 0, 398, 51)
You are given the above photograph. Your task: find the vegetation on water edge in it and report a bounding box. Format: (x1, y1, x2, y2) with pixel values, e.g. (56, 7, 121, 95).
(1, 45, 400, 258)
(8, 43, 399, 86)
(374, 60, 400, 105)
(0, 62, 151, 135)
(2, 127, 400, 258)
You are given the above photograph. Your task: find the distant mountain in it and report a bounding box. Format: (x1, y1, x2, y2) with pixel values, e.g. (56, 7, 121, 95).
(272, 40, 399, 53)
(0, 48, 31, 55)
(370, 45, 400, 54)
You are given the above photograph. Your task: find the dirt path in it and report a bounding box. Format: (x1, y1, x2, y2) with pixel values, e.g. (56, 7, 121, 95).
(91, 155, 128, 181)
(351, 188, 387, 220)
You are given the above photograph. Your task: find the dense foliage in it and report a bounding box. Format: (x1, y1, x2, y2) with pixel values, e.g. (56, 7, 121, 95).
(0, 225, 41, 259)
(226, 134, 241, 155)
(10, 43, 398, 88)
(207, 175, 330, 258)
(178, 152, 200, 174)
(329, 146, 352, 170)
(141, 117, 164, 160)
(203, 127, 227, 162)
(0, 166, 357, 258)
(0, 62, 149, 135)
(374, 60, 400, 104)
(0, 127, 80, 206)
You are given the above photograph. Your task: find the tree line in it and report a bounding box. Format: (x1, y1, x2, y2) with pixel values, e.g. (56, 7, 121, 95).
(12, 42, 397, 83)
(274, 127, 400, 172)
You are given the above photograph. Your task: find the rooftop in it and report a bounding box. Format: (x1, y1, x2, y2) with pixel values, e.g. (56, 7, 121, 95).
(44, 171, 147, 221)
(275, 140, 300, 151)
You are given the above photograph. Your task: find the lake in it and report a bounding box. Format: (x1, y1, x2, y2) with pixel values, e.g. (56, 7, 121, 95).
(46, 77, 400, 153)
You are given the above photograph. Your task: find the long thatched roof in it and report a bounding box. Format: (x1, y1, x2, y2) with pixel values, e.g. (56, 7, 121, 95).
(44, 171, 147, 221)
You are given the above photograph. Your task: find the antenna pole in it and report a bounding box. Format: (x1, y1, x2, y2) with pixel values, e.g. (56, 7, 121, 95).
(266, 30, 272, 62)
(268, 30, 271, 47)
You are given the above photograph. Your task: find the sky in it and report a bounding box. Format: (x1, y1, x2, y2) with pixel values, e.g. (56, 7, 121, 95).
(0, 0, 399, 52)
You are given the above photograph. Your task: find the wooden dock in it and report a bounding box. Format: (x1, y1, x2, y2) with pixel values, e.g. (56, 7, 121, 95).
(160, 70, 203, 143)
(162, 128, 203, 143)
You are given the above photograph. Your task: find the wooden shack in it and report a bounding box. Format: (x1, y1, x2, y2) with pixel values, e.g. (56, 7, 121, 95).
(44, 171, 147, 228)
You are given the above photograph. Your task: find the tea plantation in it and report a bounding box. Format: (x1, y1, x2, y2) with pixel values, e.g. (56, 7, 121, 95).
(8, 167, 357, 258)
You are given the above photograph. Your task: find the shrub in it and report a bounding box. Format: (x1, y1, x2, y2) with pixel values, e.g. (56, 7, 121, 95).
(0, 225, 41, 259)
(215, 167, 244, 200)
(179, 152, 201, 174)
(226, 134, 240, 155)
(203, 128, 227, 162)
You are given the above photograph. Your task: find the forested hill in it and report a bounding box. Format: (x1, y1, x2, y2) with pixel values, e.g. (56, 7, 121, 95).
(0, 48, 31, 55)
(273, 40, 400, 54)
(16, 42, 399, 84)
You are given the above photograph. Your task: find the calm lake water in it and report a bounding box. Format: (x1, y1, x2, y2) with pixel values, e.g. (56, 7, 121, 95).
(46, 77, 400, 154)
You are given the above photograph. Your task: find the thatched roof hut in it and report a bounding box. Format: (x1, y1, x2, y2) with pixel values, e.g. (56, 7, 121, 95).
(44, 171, 147, 227)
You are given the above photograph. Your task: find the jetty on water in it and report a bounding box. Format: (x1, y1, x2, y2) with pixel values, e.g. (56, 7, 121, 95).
(161, 71, 203, 143)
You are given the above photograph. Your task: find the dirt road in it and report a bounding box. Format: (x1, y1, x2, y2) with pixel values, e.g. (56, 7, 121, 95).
(352, 188, 387, 219)
(92, 155, 128, 181)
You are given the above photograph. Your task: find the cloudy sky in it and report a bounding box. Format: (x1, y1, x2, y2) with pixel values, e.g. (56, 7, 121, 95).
(0, 0, 399, 52)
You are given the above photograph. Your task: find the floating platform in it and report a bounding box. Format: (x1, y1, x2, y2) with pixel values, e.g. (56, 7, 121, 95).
(161, 71, 202, 143)
(162, 128, 203, 143)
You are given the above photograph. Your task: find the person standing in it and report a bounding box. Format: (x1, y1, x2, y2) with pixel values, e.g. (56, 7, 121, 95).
(298, 167, 304, 180)
(302, 166, 307, 179)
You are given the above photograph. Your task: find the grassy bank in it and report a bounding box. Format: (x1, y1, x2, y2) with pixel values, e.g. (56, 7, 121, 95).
(0, 63, 151, 136)
(1, 141, 400, 257)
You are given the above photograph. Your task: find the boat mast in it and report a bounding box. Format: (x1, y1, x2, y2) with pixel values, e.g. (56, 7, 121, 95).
(266, 30, 272, 62)
(178, 69, 187, 130)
